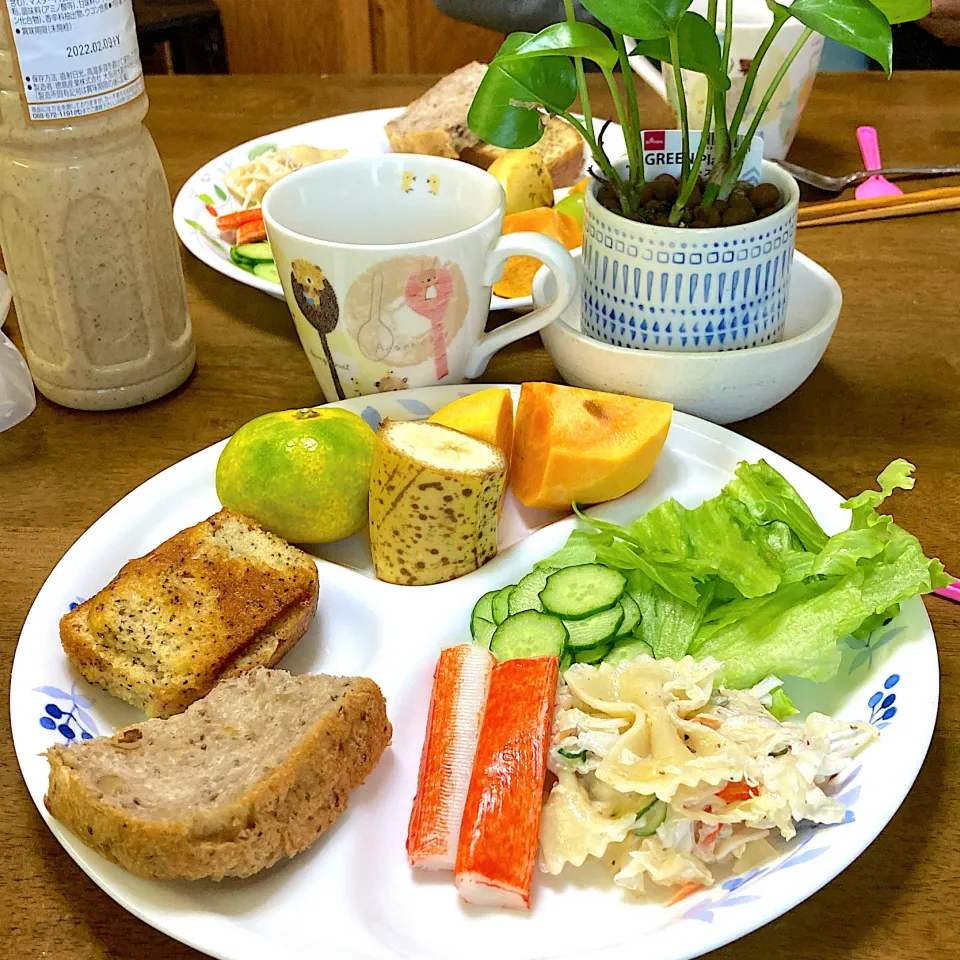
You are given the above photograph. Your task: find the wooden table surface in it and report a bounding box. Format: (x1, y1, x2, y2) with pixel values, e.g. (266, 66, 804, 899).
(2, 73, 958, 959)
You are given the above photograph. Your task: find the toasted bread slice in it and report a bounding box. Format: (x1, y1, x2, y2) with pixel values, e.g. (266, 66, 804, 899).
(384, 61, 487, 158)
(60, 510, 319, 718)
(45, 668, 392, 880)
(461, 116, 586, 188)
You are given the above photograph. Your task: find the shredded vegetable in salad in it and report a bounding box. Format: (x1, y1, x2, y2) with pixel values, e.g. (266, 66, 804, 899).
(224, 144, 347, 208)
(540, 655, 877, 897)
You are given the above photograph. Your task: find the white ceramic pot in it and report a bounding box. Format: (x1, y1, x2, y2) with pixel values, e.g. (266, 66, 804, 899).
(534, 248, 841, 425)
(581, 160, 799, 352)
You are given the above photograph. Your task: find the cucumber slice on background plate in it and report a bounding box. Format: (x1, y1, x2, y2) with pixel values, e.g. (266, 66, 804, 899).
(492, 586, 515, 625)
(573, 641, 614, 664)
(540, 564, 626, 620)
(564, 604, 624, 650)
(603, 637, 654, 666)
(472, 618, 496, 650)
(559, 650, 574, 672)
(490, 610, 568, 661)
(509, 568, 555, 615)
(234, 241, 274, 262)
(617, 594, 642, 635)
(253, 262, 280, 284)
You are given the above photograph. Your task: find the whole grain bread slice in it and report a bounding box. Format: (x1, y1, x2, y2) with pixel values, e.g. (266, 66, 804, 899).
(45, 667, 392, 880)
(384, 61, 487, 158)
(60, 510, 319, 718)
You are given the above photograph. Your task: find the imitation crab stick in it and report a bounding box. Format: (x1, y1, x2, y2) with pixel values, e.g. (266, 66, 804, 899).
(407, 644, 495, 870)
(455, 655, 559, 910)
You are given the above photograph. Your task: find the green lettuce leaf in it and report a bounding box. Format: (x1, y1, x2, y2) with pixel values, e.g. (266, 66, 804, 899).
(723, 460, 829, 552)
(694, 577, 862, 688)
(629, 571, 714, 661)
(768, 687, 799, 721)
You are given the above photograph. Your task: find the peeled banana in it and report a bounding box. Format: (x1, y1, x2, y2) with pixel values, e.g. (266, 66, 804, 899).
(368, 420, 507, 585)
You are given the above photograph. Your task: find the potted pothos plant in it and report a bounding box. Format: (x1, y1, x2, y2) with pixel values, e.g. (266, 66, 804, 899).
(468, 0, 929, 351)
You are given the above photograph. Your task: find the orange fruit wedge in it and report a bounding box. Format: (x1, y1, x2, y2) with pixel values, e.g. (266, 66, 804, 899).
(429, 388, 514, 465)
(429, 388, 514, 515)
(511, 383, 673, 510)
(493, 207, 582, 300)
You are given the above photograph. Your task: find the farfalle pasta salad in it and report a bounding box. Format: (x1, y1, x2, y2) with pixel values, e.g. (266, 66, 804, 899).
(541, 656, 877, 897)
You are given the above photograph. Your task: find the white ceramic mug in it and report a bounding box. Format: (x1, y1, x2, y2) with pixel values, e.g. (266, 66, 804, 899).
(630, 0, 824, 160)
(262, 155, 576, 401)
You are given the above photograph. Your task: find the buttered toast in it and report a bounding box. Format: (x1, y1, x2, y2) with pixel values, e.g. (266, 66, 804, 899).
(60, 510, 319, 718)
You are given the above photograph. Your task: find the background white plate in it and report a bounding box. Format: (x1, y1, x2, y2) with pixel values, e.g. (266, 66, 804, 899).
(173, 108, 625, 311)
(11, 384, 937, 960)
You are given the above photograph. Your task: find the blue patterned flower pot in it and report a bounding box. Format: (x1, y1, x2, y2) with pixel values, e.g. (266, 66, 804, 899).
(581, 160, 800, 352)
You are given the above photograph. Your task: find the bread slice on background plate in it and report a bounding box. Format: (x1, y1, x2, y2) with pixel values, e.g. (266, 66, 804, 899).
(384, 61, 487, 158)
(60, 509, 319, 719)
(44, 667, 392, 880)
(461, 117, 586, 188)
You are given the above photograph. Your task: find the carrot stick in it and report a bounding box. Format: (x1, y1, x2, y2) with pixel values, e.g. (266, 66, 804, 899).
(216, 208, 263, 230)
(236, 219, 268, 245)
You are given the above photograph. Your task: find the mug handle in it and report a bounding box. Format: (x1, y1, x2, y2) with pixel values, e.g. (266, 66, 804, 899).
(631, 55, 669, 102)
(465, 231, 577, 379)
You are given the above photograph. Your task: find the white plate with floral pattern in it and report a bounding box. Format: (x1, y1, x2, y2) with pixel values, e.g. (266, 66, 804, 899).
(173, 108, 624, 312)
(11, 384, 938, 960)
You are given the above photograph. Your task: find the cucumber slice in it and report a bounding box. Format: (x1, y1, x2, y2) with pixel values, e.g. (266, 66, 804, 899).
(509, 568, 550, 615)
(492, 586, 515, 625)
(472, 618, 496, 650)
(563, 604, 624, 650)
(490, 610, 568, 661)
(617, 594, 642, 636)
(234, 241, 274, 262)
(540, 564, 626, 620)
(573, 641, 614, 664)
(559, 650, 574, 673)
(632, 799, 667, 837)
(472, 590, 498, 628)
(253, 261, 280, 284)
(229, 246, 257, 272)
(603, 637, 654, 666)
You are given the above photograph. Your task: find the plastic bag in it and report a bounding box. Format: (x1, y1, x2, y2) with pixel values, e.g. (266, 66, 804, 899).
(0, 327, 35, 431)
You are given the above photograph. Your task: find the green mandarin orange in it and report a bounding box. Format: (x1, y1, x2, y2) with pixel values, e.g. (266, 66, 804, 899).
(215, 407, 376, 543)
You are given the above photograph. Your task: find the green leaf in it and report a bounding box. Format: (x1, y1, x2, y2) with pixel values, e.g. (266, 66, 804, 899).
(197, 193, 215, 205)
(630, 13, 732, 90)
(868, 0, 930, 22)
(768, 687, 799, 721)
(841, 458, 914, 528)
(787, 0, 893, 75)
(248, 142, 278, 161)
(723, 460, 829, 553)
(582, 0, 694, 39)
(183, 218, 204, 231)
(468, 33, 577, 149)
(630, 572, 715, 660)
(499, 21, 619, 70)
(694, 576, 860, 688)
(214, 184, 227, 201)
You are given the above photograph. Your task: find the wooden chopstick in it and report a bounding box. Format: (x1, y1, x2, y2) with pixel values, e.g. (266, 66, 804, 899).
(797, 185, 960, 224)
(798, 194, 960, 228)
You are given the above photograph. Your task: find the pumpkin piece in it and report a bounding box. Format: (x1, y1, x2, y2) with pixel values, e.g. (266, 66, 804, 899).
(493, 208, 582, 300)
(511, 383, 673, 510)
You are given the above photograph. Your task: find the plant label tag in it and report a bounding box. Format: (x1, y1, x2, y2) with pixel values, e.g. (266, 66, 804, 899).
(641, 131, 765, 185)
